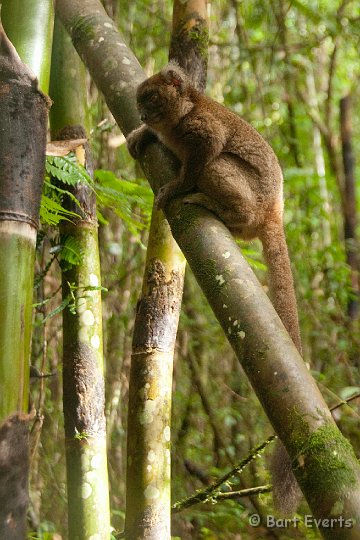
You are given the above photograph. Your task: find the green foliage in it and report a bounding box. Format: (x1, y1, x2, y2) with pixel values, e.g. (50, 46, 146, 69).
(33, 281, 107, 325)
(46, 155, 92, 186)
(41, 155, 153, 235)
(57, 234, 84, 268)
(95, 169, 153, 233)
(27, 521, 57, 539)
(31, 2, 360, 539)
(41, 154, 91, 226)
(40, 193, 78, 226)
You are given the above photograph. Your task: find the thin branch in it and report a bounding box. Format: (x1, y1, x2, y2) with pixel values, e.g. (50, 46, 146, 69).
(323, 0, 350, 130)
(214, 485, 272, 501)
(221, 381, 248, 402)
(171, 435, 276, 514)
(330, 392, 360, 413)
(172, 390, 360, 515)
(325, 38, 338, 124)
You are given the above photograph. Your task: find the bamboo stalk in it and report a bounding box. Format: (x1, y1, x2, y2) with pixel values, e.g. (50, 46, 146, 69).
(49, 17, 111, 539)
(0, 9, 51, 539)
(0, 20, 50, 420)
(124, 2, 208, 537)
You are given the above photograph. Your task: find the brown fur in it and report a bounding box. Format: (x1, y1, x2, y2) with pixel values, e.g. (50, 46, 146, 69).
(127, 61, 301, 352)
(128, 61, 303, 514)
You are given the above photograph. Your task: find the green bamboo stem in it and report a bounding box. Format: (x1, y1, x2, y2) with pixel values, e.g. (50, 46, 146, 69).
(125, 2, 208, 537)
(61, 222, 110, 540)
(125, 209, 186, 539)
(49, 16, 110, 539)
(0, 222, 35, 416)
(0, 22, 50, 421)
(50, 17, 89, 134)
(1, 0, 54, 93)
(0, 14, 50, 540)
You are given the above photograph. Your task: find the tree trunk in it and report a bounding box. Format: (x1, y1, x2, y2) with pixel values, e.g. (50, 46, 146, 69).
(340, 95, 359, 320)
(306, 69, 332, 248)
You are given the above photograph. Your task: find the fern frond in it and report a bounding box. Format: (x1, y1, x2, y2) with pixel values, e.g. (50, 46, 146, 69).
(94, 169, 153, 233)
(59, 235, 83, 266)
(46, 155, 94, 187)
(40, 195, 78, 226)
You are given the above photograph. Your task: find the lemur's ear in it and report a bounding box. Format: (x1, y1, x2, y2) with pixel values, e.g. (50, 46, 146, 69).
(161, 62, 187, 92)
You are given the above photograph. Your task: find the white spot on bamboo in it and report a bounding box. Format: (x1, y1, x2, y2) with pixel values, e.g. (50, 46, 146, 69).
(148, 450, 156, 462)
(104, 22, 113, 28)
(91, 454, 102, 469)
(82, 310, 95, 326)
(85, 469, 96, 482)
(122, 57, 131, 65)
(81, 483, 92, 499)
(147, 465, 152, 472)
(233, 320, 239, 326)
(237, 331, 246, 339)
(163, 426, 171, 442)
(89, 273, 99, 286)
(144, 485, 160, 500)
(139, 400, 156, 424)
(91, 335, 100, 349)
(222, 251, 231, 259)
(98, 37, 104, 43)
(223, 304, 228, 309)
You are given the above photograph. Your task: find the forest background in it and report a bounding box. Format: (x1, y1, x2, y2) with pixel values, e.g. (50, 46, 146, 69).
(1, 0, 360, 539)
